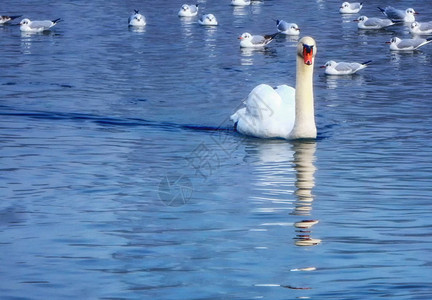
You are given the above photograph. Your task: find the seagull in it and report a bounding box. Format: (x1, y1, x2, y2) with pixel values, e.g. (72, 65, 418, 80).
(378, 6, 417, 22)
(198, 14, 218, 26)
(178, 4, 199, 17)
(19, 18, 61, 32)
(231, 0, 251, 6)
(128, 10, 146, 26)
(238, 32, 279, 48)
(0, 15, 22, 24)
(275, 20, 300, 36)
(339, 2, 363, 14)
(409, 21, 432, 35)
(386, 37, 432, 51)
(321, 60, 371, 75)
(354, 16, 395, 30)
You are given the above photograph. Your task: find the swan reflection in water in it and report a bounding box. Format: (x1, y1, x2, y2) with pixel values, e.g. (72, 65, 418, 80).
(291, 141, 321, 247)
(244, 139, 320, 246)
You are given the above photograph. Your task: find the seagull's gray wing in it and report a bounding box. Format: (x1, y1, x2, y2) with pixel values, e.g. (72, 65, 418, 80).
(277, 21, 290, 32)
(351, 3, 362, 10)
(366, 18, 392, 27)
(334, 62, 359, 72)
(419, 22, 432, 31)
(398, 39, 426, 49)
(29, 20, 53, 29)
(251, 35, 266, 45)
(190, 5, 198, 14)
(383, 6, 405, 20)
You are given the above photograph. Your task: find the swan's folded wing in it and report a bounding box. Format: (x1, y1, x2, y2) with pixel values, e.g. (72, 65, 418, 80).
(244, 84, 281, 119)
(274, 84, 296, 131)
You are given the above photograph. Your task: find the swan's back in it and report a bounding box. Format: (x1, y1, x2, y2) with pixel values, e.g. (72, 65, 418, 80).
(230, 84, 295, 138)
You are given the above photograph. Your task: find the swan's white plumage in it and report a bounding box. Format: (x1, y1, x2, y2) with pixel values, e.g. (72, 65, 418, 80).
(231, 36, 317, 140)
(231, 84, 296, 138)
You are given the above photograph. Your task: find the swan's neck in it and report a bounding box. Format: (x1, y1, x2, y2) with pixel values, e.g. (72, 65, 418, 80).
(290, 56, 317, 139)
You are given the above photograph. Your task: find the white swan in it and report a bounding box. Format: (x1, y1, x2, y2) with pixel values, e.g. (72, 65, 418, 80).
(230, 36, 317, 140)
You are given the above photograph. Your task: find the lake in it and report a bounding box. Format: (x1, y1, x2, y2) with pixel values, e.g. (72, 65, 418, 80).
(1, 0, 432, 299)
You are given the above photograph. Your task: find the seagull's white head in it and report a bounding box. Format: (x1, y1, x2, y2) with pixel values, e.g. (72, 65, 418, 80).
(20, 18, 30, 25)
(341, 2, 350, 9)
(238, 32, 252, 40)
(355, 16, 368, 23)
(322, 60, 337, 68)
(406, 8, 417, 16)
(181, 4, 190, 12)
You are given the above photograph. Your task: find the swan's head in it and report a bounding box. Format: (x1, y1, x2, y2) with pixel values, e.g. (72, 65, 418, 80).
(239, 32, 252, 40)
(406, 8, 417, 16)
(298, 36, 316, 66)
(20, 18, 31, 25)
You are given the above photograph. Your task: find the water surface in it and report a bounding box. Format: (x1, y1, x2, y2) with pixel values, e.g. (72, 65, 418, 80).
(1, 0, 432, 299)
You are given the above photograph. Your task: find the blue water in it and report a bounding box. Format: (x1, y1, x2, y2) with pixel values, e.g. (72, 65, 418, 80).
(1, 0, 432, 299)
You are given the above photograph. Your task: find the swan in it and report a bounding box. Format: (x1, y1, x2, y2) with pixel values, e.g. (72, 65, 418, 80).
(230, 36, 317, 140)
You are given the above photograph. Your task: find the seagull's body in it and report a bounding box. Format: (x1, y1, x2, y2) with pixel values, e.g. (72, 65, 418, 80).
(354, 16, 395, 30)
(378, 6, 417, 22)
(410, 21, 432, 35)
(387, 37, 432, 51)
(19, 18, 61, 32)
(275, 20, 300, 36)
(231, 0, 251, 6)
(321, 60, 371, 75)
(128, 10, 146, 26)
(0, 15, 21, 24)
(178, 4, 199, 17)
(238, 32, 279, 48)
(198, 14, 218, 26)
(339, 2, 363, 14)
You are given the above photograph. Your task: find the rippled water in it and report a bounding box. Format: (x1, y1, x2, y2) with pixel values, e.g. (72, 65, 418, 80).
(1, 0, 432, 299)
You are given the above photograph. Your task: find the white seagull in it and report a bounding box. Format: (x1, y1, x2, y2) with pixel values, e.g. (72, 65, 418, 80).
(321, 60, 371, 75)
(378, 6, 417, 23)
(238, 32, 279, 48)
(128, 10, 146, 26)
(231, 0, 251, 6)
(339, 2, 363, 14)
(275, 20, 300, 36)
(0, 15, 22, 24)
(409, 21, 432, 35)
(354, 16, 395, 30)
(178, 4, 199, 17)
(387, 37, 432, 51)
(20, 18, 61, 32)
(198, 14, 218, 26)
(230, 37, 318, 140)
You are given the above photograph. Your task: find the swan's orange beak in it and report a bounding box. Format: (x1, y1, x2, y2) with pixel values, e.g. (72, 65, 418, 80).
(303, 45, 314, 65)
